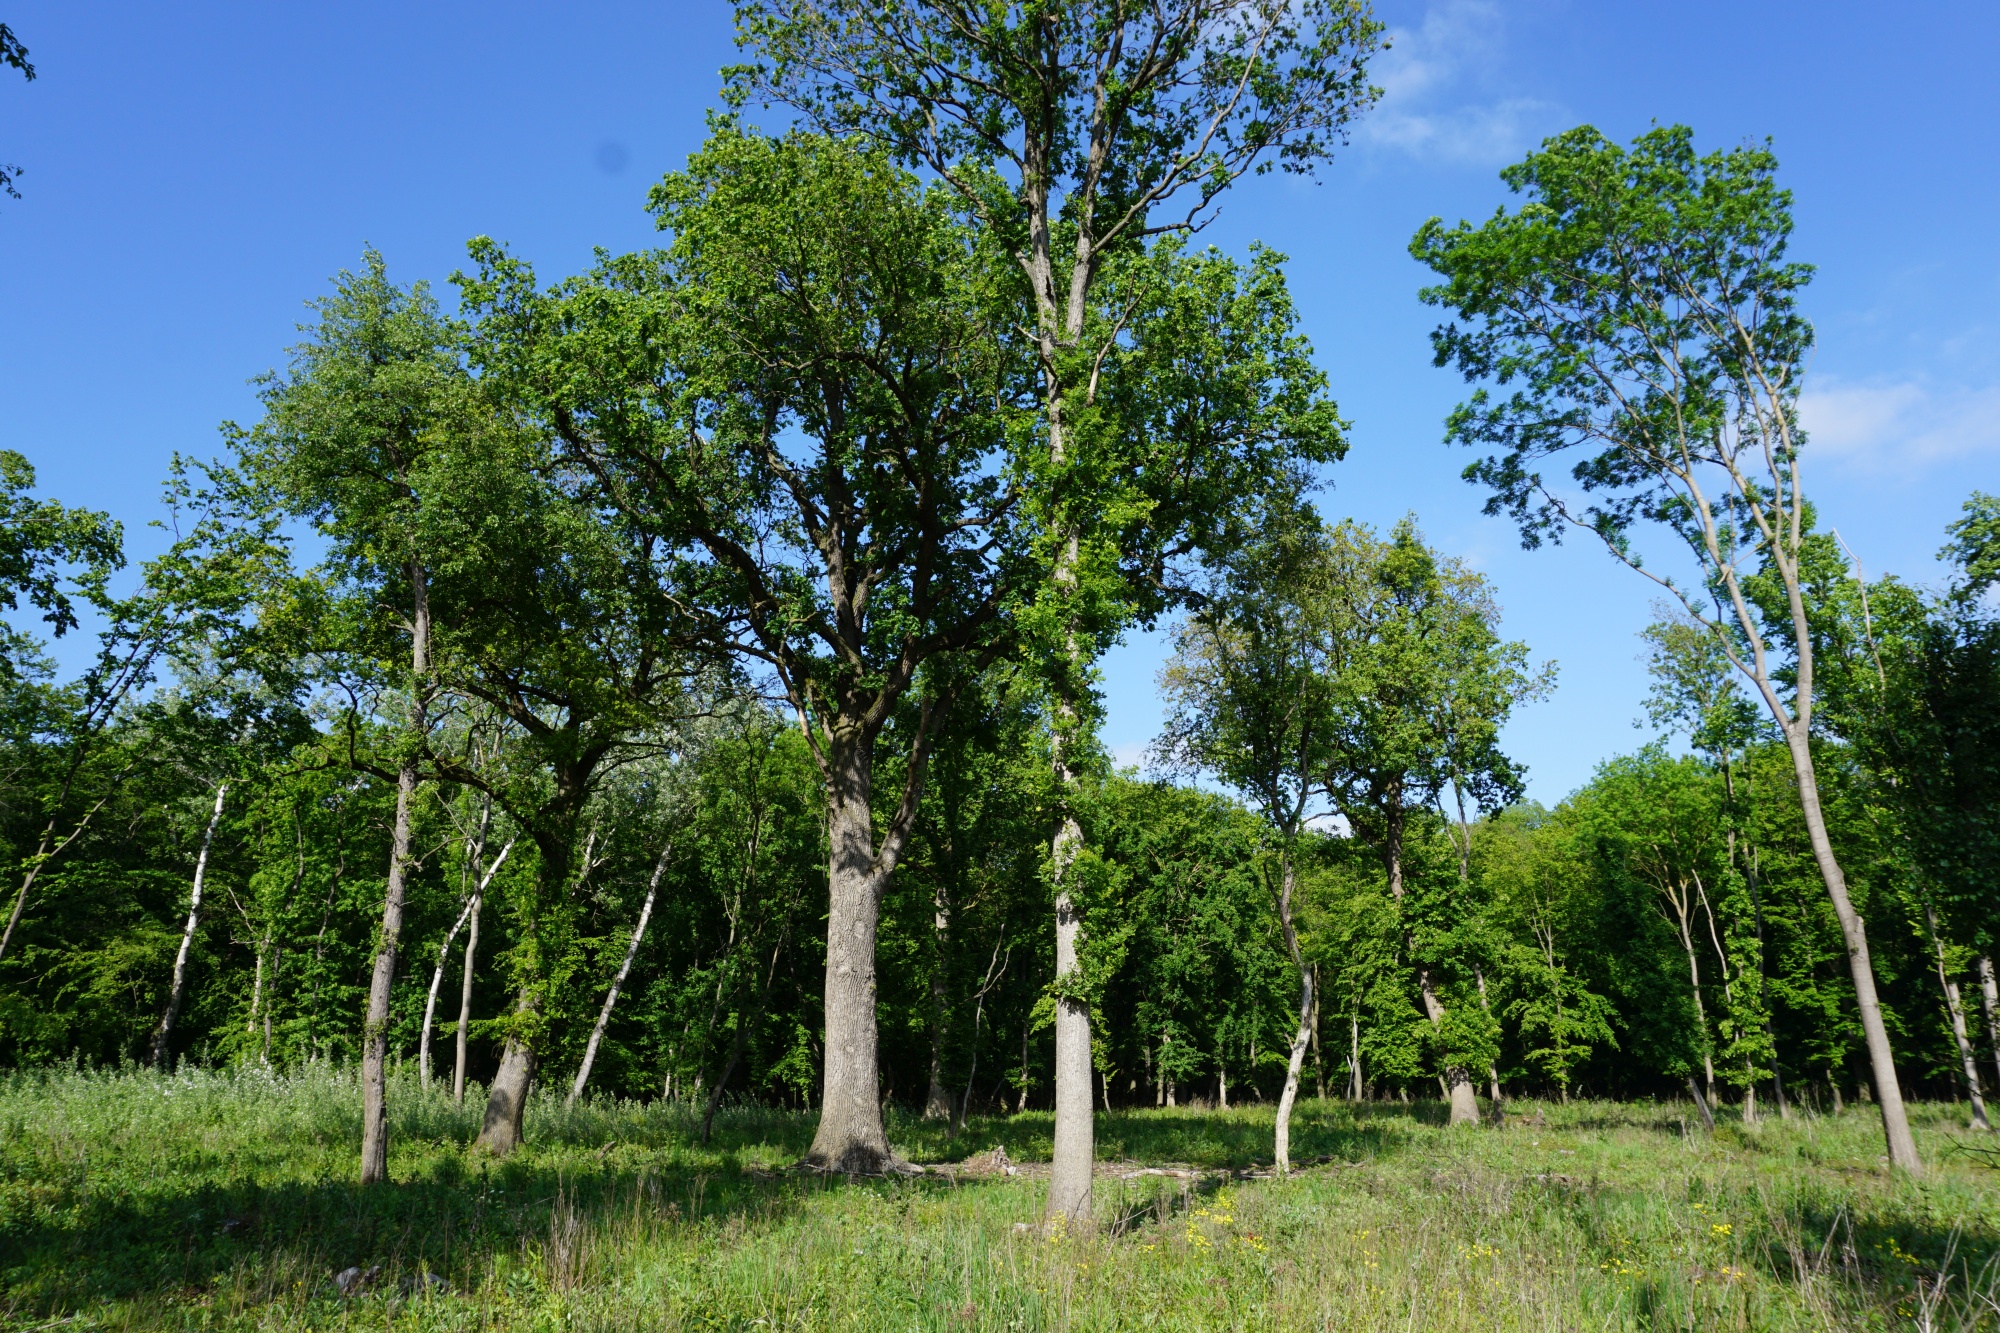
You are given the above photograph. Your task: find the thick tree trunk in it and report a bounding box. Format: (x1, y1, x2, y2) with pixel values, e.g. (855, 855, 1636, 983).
(1047, 805, 1094, 1225)
(805, 732, 898, 1173)
(1781, 727, 1920, 1172)
(570, 838, 672, 1106)
(1273, 845, 1313, 1175)
(148, 781, 228, 1071)
(476, 992, 537, 1154)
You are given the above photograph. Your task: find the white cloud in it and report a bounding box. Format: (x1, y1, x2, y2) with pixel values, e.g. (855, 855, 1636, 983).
(1799, 379, 2000, 470)
(1358, 0, 1562, 165)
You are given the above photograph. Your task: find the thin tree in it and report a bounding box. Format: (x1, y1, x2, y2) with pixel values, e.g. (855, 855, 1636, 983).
(1416, 125, 1923, 1173)
(732, 0, 1380, 1224)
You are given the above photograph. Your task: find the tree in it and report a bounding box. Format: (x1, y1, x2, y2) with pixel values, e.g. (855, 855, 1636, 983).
(462, 130, 1032, 1172)
(731, 0, 1379, 1223)
(1414, 124, 1922, 1173)
(237, 252, 480, 1183)
(1157, 491, 1336, 1171)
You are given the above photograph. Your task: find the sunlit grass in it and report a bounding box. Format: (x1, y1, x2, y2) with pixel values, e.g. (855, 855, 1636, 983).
(3, 1065, 1998, 1329)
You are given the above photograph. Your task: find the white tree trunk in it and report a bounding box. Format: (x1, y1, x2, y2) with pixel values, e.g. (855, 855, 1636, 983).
(570, 837, 672, 1105)
(148, 781, 228, 1070)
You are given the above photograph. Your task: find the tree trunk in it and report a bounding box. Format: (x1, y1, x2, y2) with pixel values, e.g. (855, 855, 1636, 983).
(1310, 970, 1326, 1100)
(419, 894, 477, 1085)
(148, 781, 228, 1071)
(1047, 801, 1094, 1224)
(924, 888, 953, 1120)
(453, 887, 481, 1107)
(476, 993, 537, 1154)
(1273, 843, 1313, 1176)
(1926, 910, 1990, 1130)
(1981, 956, 2000, 1097)
(570, 837, 672, 1106)
(1349, 1010, 1362, 1102)
(361, 560, 429, 1186)
(1782, 725, 1920, 1173)
(1687, 1077, 1716, 1132)
(805, 731, 897, 1173)
(1475, 966, 1502, 1103)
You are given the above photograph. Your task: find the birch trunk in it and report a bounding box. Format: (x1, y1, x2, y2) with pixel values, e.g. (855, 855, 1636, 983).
(419, 894, 477, 1085)
(453, 887, 481, 1107)
(148, 781, 228, 1070)
(570, 837, 673, 1105)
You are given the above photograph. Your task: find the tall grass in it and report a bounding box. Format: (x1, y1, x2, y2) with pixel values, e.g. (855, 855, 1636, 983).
(3, 1065, 1997, 1330)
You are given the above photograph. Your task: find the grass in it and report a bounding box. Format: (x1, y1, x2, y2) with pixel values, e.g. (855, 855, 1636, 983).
(4, 1067, 2000, 1329)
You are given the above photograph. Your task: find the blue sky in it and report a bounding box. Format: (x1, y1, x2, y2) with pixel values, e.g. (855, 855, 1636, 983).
(2, 1, 1995, 803)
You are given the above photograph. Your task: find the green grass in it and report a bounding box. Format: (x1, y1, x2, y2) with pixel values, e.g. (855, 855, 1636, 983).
(5, 1067, 2000, 1330)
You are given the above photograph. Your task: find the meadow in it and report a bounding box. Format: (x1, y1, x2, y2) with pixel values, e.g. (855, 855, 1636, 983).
(4, 1069, 2000, 1330)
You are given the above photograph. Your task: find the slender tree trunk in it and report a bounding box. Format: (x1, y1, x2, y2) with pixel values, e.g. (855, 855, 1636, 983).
(1349, 1010, 1362, 1102)
(360, 562, 430, 1185)
(570, 837, 673, 1106)
(924, 887, 953, 1120)
(1780, 732, 1919, 1172)
(148, 781, 228, 1071)
(419, 894, 477, 1085)
(957, 940, 1007, 1134)
(1273, 842, 1314, 1175)
(1676, 914, 1717, 1101)
(453, 887, 482, 1107)
(476, 991, 537, 1154)
(1310, 969, 1326, 1100)
(806, 729, 897, 1173)
(1475, 966, 1502, 1103)
(1926, 907, 1990, 1130)
(1980, 956, 2000, 1097)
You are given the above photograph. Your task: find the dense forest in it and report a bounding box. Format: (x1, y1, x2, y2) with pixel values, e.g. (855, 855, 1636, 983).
(3, 0, 1998, 1223)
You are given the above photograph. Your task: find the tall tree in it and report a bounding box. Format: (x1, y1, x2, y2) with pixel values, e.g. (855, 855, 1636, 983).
(1415, 124, 1923, 1173)
(731, 0, 1379, 1222)
(462, 130, 1032, 1172)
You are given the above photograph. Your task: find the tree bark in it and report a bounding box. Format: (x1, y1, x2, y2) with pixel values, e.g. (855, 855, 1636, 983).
(1981, 956, 2000, 1098)
(1047, 806, 1094, 1224)
(453, 886, 482, 1107)
(1386, 792, 1477, 1126)
(1272, 843, 1313, 1175)
(1687, 1077, 1716, 1133)
(361, 560, 429, 1186)
(570, 837, 672, 1106)
(805, 730, 898, 1173)
(924, 887, 953, 1120)
(419, 894, 477, 1086)
(1926, 907, 1990, 1130)
(476, 992, 537, 1154)
(148, 781, 228, 1071)
(1781, 729, 1919, 1171)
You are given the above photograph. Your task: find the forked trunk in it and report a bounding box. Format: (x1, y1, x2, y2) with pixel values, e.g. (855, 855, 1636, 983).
(1781, 726, 1919, 1172)
(149, 781, 228, 1071)
(805, 732, 897, 1173)
(476, 993, 537, 1155)
(419, 893, 477, 1085)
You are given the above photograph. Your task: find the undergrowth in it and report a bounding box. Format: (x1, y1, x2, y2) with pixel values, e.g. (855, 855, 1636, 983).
(3, 1065, 1998, 1330)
